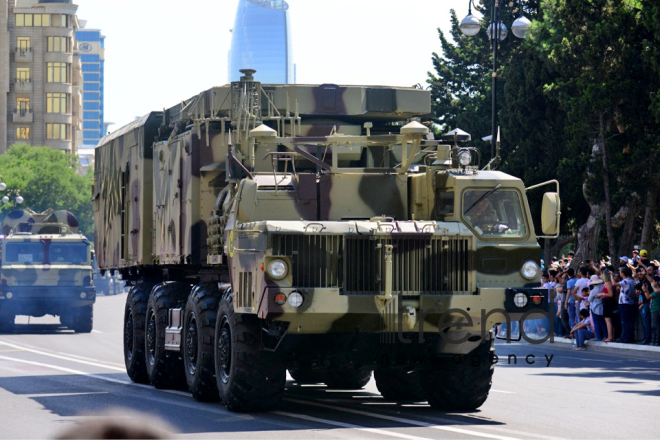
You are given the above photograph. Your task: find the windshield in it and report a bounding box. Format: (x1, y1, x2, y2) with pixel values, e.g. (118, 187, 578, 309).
(463, 189, 527, 238)
(4, 241, 89, 264)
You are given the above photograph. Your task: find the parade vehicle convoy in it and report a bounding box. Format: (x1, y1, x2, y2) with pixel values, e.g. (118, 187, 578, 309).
(94, 70, 559, 412)
(0, 209, 95, 333)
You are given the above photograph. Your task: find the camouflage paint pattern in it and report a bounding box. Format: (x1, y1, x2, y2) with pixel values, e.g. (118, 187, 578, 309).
(93, 113, 161, 270)
(95, 74, 550, 355)
(0, 210, 94, 317)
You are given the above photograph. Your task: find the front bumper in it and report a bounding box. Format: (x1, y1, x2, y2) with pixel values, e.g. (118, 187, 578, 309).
(256, 286, 549, 354)
(0, 285, 96, 315)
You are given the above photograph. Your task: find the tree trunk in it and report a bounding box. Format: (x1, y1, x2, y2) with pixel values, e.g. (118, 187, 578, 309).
(572, 139, 606, 268)
(640, 188, 656, 250)
(617, 199, 638, 258)
(599, 112, 617, 259)
(544, 236, 577, 266)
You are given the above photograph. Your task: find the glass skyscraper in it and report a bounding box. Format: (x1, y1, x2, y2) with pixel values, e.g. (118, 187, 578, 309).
(229, 0, 293, 84)
(75, 26, 105, 146)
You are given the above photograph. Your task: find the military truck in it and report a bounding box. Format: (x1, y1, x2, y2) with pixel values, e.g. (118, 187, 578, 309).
(94, 70, 559, 412)
(0, 209, 95, 333)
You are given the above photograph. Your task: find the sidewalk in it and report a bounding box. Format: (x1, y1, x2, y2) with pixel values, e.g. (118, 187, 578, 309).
(548, 336, 660, 356)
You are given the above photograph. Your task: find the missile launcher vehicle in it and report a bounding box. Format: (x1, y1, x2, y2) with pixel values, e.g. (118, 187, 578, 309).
(94, 70, 559, 411)
(0, 209, 95, 333)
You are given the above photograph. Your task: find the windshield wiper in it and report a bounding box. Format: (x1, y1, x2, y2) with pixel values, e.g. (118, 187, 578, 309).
(464, 184, 502, 215)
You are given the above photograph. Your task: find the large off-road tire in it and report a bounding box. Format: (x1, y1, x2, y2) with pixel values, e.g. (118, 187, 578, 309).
(183, 283, 223, 402)
(145, 282, 190, 389)
(215, 290, 286, 412)
(124, 284, 152, 384)
(375, 369, 425, 402)
(420, 336, 495, 411)
(0, 311, 15, 334)
(71, 305, 93, 333)
(323, 368, 372, 390)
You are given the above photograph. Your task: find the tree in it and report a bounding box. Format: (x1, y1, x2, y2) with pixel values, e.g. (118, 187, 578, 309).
(533, 0, 659, 260)
(0, 144, 93, 237)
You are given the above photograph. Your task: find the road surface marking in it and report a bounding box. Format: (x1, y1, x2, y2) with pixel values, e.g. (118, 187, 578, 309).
(274, 411, 435, 440)
(91, 330, 103, 334)
(490, 390, 515, 394)
(0, 341, 125, 372)
(0, 349, 25, 352)
(286, 398, 520, 440)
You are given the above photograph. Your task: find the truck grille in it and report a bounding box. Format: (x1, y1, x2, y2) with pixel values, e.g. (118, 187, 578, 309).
(271, 234, 472, 295)
(344, 235, 472, 295)
(271, 235, 342, 288)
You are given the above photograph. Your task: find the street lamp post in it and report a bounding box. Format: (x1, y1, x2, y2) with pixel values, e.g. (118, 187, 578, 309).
(459, 1, 531, 164)
(0, 178, 24, 207)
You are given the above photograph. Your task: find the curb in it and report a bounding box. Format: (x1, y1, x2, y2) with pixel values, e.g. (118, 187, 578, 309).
(548, 336, 660, 356)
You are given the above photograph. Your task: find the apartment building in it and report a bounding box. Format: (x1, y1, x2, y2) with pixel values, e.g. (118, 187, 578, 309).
(0, 0, 83, 153)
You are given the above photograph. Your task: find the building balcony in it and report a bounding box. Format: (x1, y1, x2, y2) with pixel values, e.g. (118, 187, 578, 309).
(45, 52, 73, 64)
(14, 49, 33, 63)
(13, 79, 33, 93)
(44, 139, 73, 151)
(13, 109, 33, 123)
(45, 113, 72, 125)
(44, 82, 72, 94)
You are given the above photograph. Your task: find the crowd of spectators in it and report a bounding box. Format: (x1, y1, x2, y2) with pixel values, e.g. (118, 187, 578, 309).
(541, 249, 660, 350)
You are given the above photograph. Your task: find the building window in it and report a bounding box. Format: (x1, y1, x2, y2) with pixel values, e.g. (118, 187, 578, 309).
(47, 93, 68, 114)
(15, 14, 50, 27)
(47, 37, 68, 53)
(46, 123, 68, 140)
(51, 14, 69, 28)
(17, 37, 30, 53)
(16, 98, 30, 116)
(47, 63, 69, 83)
(16, 127, 30, 140)
(16, 67, 30, 84)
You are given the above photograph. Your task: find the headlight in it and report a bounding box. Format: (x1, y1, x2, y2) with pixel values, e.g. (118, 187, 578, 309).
(514, 292, 528, 308)
(458, 150, 472, 166)
(288, 291, 304, 308)
(268, 259, 288, 280)
(521, 260, 540, 280)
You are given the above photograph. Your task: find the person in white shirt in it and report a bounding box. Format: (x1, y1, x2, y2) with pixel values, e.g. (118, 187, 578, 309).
(570, 309, 594, 350)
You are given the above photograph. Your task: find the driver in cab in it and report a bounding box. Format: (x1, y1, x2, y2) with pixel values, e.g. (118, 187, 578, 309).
(464, 192, 504, 234)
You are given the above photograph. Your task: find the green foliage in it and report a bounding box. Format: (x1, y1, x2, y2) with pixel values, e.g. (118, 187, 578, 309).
(0, 144, 93, 237)
(429, 0, 660, 255)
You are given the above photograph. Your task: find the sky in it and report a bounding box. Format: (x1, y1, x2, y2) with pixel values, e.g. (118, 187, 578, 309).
(73, 0, 461, 132)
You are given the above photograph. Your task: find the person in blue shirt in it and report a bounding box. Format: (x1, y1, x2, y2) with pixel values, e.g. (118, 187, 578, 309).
(564, 268, 577, 328)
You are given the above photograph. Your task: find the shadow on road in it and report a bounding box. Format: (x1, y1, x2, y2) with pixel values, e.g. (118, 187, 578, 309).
(2, 324, 75, 335)
(0, 373, 508, 436)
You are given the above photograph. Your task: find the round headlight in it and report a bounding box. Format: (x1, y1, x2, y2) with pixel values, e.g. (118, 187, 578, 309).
(288, 291, 304, 308)
(268, 259, 288, 280)
(6, 292, 13, 299)
(521, 260, 540, 280)
(514, 292, 528, 308)
(458, 150, 472, 167)
(80, 292, 87, 299)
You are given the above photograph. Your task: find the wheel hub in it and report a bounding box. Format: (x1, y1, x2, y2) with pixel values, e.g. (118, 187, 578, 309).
(185, 314, 198, 376)
(146, 310, 156, 366)
(218, 317, 231, 384)
(124, 310, 134, 362)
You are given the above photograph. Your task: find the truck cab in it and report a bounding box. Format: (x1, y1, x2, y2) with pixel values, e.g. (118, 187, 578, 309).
(0, 210, 95, 333)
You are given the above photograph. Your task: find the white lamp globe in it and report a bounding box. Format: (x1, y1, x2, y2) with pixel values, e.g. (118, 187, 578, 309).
(460, 14, 482, 37)
(487, 22, 508, 41)
(512, 15, 531, 38)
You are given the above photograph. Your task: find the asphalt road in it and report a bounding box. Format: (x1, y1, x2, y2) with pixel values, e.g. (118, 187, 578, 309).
(0, 293, 658, 439)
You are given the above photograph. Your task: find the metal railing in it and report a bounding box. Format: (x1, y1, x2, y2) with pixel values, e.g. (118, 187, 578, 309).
(13, 108, 33, 117)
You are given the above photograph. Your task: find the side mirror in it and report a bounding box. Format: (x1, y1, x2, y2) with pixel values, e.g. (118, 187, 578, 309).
(236, 180, 257, 222)
(541, 192, 560, 236)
